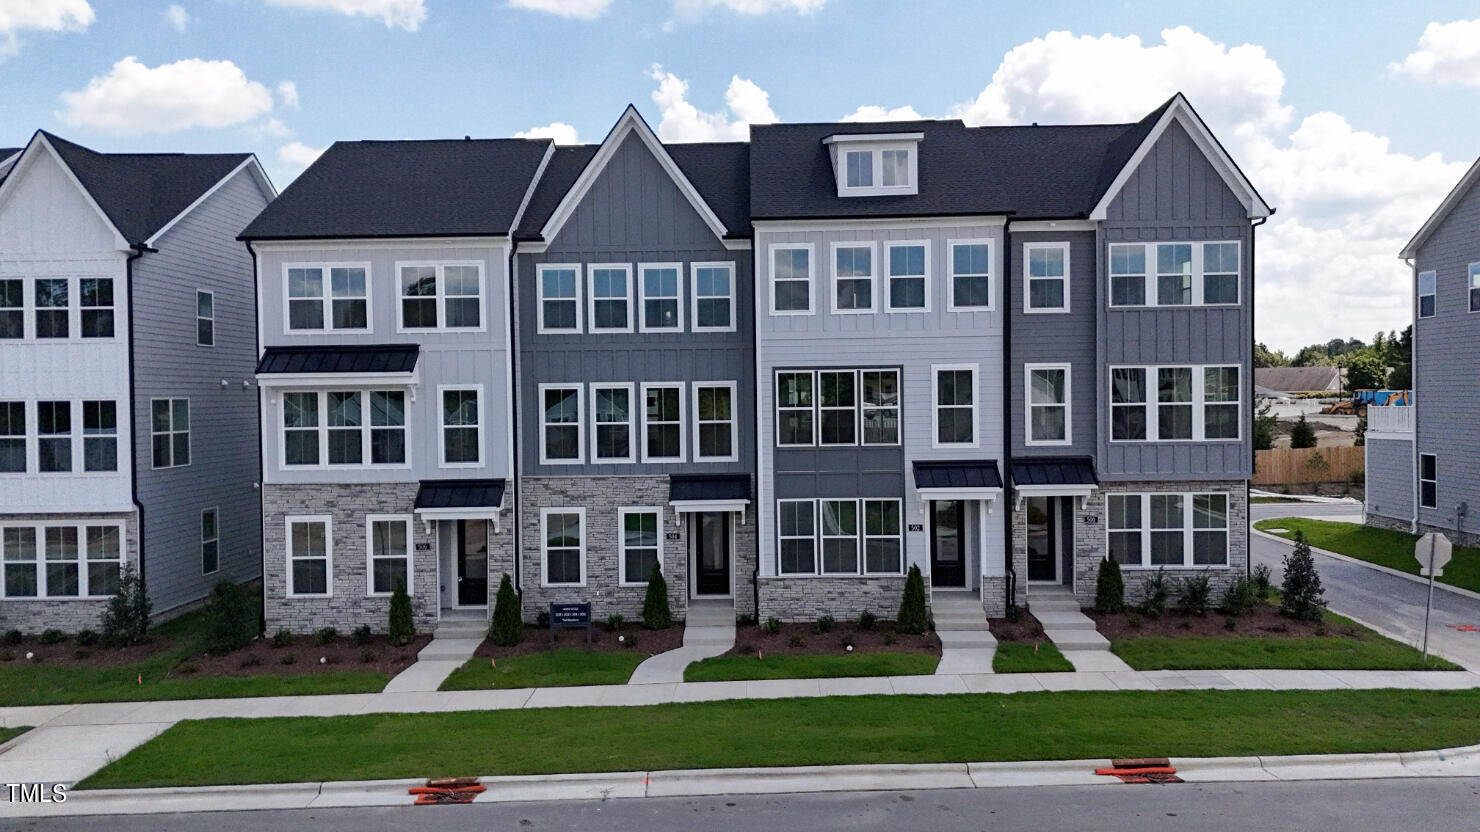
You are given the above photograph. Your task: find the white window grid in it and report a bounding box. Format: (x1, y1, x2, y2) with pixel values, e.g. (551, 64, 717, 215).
(1107, 365, 1242, 443)
(587, 263, 633, 333)
(618, 507, 663, 586)
(774, 369, 900, 448)
(395, 262, 484, 332)
(590, 383, 635, 464)
(279, 389, 409, 469)
(540, 507, 586, 587)
(1106, 492, 1230, 569)
(693, 381, 738, 462)
(641, 382, 686, 463)
(638, 263, 684, 332)
(776, 498, 906, 577)
(537, 263, 583, 334)
(1023, 242, 1070, 313)
(830, 241, 877, 314)
(540, 383, 585, 465)
(285, 515, 332, 598)
(931, 364, 978, 448)
(883, 240, 930, 312)
(438, 385, 483, 468)
(691, 261, 736, 332)
(1025, 363, 1072, 446)
(1107, 242, 1242, 308)
(768, 244, 815, 315)
(284, 263, 371, 333)
(946, 239, 994, 311)
(365, 514, 414, 597)
(0, 521, 125, 599)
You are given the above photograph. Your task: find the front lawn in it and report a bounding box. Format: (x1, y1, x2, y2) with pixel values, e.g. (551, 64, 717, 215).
(441, 649, 646, 690)
(992, 642, 1074, 673)
(0, 727, 29, 745)
(684, 652, 937, 682)
(1112, 636, 1457, 671)
(1255, 517, 1480, 594)
(80, 688, 1480, 788)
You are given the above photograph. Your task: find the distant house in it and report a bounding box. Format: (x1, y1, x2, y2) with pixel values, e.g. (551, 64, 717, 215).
(1253, 366, 1343, 396)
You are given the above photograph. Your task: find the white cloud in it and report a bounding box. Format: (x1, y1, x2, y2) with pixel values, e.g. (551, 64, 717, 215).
(278, 140, 326, 171)
(0, 0, 94, 55)
(57, 56, 275, 135)
(841, 104, 923, 123)
(647, 64, 777, 142)
(252, 117, 295, 139)
(263, 0, 425, 31)
(276, 80, 299, 109)
(507, 0, 611, 20)
(672, 0, 824, 15)
(1390, 18, 1480, 86)
(514, 121, 580, 144)
(162, 4, 188, 31)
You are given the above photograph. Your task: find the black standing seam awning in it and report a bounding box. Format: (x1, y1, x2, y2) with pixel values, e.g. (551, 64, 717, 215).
(256, 344, 420, 375)
(415, 479, 506, 511)
(1010, 456, 1099, 488)
(912, 460, 1003, 490)
(669, 474, 752, 503)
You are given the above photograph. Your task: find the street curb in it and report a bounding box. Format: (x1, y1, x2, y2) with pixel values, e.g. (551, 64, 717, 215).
(1251, 527, 1480, 603)
(20, 743, 1480, 818)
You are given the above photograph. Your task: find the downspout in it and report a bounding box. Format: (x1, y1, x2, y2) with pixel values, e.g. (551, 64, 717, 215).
(1403, 254, 1418, 535)
(508, 241, 521, 595)
(750, 241, 760, 623)
(125, 244, 154, 604)
(246, 240, 265, 634)
(1001, 220, 1015, 615)
(1250, 215, 1267, 577)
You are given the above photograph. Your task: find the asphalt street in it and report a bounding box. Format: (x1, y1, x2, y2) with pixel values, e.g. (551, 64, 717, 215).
(1251, 501, 1480, 669)
(13, 778, 1480, 832)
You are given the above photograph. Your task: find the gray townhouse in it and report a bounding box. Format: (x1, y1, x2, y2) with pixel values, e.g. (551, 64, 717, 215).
(1367, 155, 1480, 544)
(512, 107, 758, 623)
(0, 131, 272, 632)
(239, 138, 549, 633)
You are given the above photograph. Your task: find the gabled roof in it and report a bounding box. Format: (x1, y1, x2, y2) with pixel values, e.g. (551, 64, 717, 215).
(1401, 155, 1480, 259)
(0, 132, 257, 246)
(1253, 366, 1343, 394)
(240, 137, 552, 241)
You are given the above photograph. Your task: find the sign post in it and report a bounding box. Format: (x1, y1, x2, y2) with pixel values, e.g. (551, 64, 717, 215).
(548, 602, 592, 652)
(1415, 532, 1453, 661)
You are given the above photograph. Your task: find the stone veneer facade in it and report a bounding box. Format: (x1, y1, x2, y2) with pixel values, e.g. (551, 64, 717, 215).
(756, 576, 908, 623)
(0, 511, 139, 633)
(519, 476, 758, 623)
(1364, 513, 1412, 536)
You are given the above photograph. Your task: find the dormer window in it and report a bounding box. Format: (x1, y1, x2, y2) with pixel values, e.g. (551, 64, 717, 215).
(824, 132, 922, 197)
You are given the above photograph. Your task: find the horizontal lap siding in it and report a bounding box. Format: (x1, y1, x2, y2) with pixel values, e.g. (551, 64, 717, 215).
(1010, 229, 1096, 457)
(1364, 438, 1414, 522)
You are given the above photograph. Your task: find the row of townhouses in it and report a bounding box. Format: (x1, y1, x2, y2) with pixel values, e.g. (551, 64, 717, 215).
(0, 93, 1270, 634)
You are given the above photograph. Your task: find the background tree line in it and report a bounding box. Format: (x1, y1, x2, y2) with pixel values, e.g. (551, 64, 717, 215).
(1255, 325, 1411, 390)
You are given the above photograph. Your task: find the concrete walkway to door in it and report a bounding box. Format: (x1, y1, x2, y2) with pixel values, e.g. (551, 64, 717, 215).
(382, 609, 485, 693)
(627, 599, 736, 684)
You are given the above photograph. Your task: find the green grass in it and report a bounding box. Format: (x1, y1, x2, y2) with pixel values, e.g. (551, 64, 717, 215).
(1255, 517, 1480, 594)
(992, 642, 1074, 673)
(683, 652, 938, 681)
(79, 689, 1480, 789)
(440, 650, 646, 690)
(1113, 636, 1458, 670)
(0, 727, 28, 745)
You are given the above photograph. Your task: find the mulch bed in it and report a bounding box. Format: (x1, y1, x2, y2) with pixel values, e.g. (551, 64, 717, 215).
(1087, 605, 1371, 641)
(176, 634, 432, 678)
(986, 611, 1051, 645)
(0, 636, 178, 668)
(726, 622, 940, 658)
(473, 622, 685, 659)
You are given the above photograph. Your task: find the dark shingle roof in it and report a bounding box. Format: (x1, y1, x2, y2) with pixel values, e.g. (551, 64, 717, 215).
(256, 344, 419, 375)
(36, 132, 250, 245)
(913, 460, 1004, 490)
(240, 138, 550, 240)
(670, 474, 752, 503)
(415, 479, 506, 510)
(0, 148, 21, 161)
(1011, 457, 1099, 487)
(517, 145, 598, 237)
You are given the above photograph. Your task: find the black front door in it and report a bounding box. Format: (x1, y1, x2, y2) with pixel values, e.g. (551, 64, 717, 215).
(694, 512, 730, 595)
(456, 519, 489, 606)
(930, 501, 965, 588)
(1026, 497, 1057, 582)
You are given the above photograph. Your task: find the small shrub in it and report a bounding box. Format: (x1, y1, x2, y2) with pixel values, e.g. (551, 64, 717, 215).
(202, 580, 256, 656)
(1174, 575, 1212, 617)
(388, 579, 415, 646)
(622, 634, 637, 649)
(641, 564, 672, 630)
(39, 629, 65, 645)
(176, 661, 199, 675)
(894, 564, 928, 635)
(1290, 413, 1317, 449)
(761, 617, 781, 635)
(1280, 531, 1328, 622)
(1005, 604, 1022, 623)
(272, 629, 293, 648)
(536, 610, 550, 629)
(347, 625, 370, 647)
(736, 613, 756, 627)
(1179, 620, 1192, 630)
(239, 654, 262, 668)
(857, 610, 878, 631)
(1127, 612, 1143, 629)
(1137, 569, 1169, 617)
(605, 613, 625, 631)
(360, 647, 375, 663)
(489, 574, 523, 647)
(100, 565, 151, 647)
(882, 632, 896, 646)
(0, 651, 11, 662)
(279, 653, 297, 666)
(76, 629, 99, 647)
(1251, 564, 1274, 601)
(2, 630, 20, 646)
(814, 614, 836, 634)
(1225, 616, 1237, 631)
(72, 648, 90, 660)
(314, 627, 338, 646)
(787, 635, 806, 648)
(1219, 577, 1258, 616)
(1094, 558, 1125, 614)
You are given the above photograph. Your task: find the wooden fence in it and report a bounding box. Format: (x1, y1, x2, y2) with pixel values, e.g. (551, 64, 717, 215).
(1253, 446, 1364, 486)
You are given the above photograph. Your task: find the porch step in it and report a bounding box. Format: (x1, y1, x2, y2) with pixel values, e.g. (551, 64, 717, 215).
(417, 636, 484, 661)
(932, 613, 991, 631)
(434, 617, 488, 639)
(1041, 629, 1111, 651)
(1032, 610, 1098, 631)
(685, 599, 737, 628)
(930, 592, 991, 633)
(1029, 595, 1083, 614)
(683, 625, 737, 648)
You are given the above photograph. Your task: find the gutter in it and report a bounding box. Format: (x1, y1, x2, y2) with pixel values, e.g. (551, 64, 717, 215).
(1402, 254, 1418, 535)
(247, 240, 266, 634)
(1250, 214, 1267, 577)
(125, 244, 155, 601)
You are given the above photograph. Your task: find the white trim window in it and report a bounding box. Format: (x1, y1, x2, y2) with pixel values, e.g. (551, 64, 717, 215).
(399, 263, 482, 330)
(282, 390, 406, 468)
(948, 240, 992, 310)
(1418, 270, 1436, 319)
(79, 278, 115, 338)
(1109, 365, 1241, 442)
(639, 263, 683, 332)
(1420, 453, 1437, 509)
(196, 290, 214, 346)
(776, 372, 815, 447)
(831, 242, 875, 313)
(82, 525, 123, 597)
(538, 264, 582, 333)
(1156, 244, 1193, 306)
(770, 244, 813, 314)
(541, 384, 584, 464)
(2, 526, 39, 597)
(0, 278, 22, 339)
(884, 241, 928, 311)
(286, 516, 332, 597)
(694, 382, 737, 462)
(863, 498, 903, 574)
(692, 262, 735, 331)
(1107, 493, 1229, 568)
(34, 278, 68, 338)
(821, 499, 860, 574)
(150, 398, 189, 469)
(834, 143, 919, 197)
(861, 370, 900, 445)
(6, 524, 125, 598)
(819, 370, 858, 445)
(82, 400, 118, 472)
(1470, 264, 1480, 313)
(440, 386, 482, 466)
(1109, 243, 1147, 307)
(201, 508, 219, 575)
(778, 498, 906, 576)
(588, 264, 632, 332)
(1203, 243, 1240, 304)
(1111, 368, 1148, 442)
(541, 508, 585, 586)
(1026, 364, 1071, 446)
(618, 507, 661, 585)
(37, 401, 72, 472)
(591, 383, 633, 463)
(642, 383, 685, 462)
(369, 391, 408, 465)
(777, 499, 817, 575)
(0, 401, 23, 473)
(776, 369, 900, 448)
(282, 392, 320, 466)
(367, 514, 413, 596)
(287, 265, 369, 331)
(1108, 242, 1242, 308)
(933, 365, 977, 447)
(326, 391, 366, 465)
(1024, 243, 1069, 312)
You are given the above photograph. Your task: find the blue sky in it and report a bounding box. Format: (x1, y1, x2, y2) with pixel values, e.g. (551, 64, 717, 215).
(3, 0, 1480, 350)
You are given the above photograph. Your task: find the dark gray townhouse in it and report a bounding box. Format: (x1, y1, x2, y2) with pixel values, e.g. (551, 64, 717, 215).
(0, 132, 272, 631)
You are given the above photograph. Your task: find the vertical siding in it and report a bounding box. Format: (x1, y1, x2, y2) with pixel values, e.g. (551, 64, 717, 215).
(1008, 229, 1096, 457)
(133, 167, 271, 611)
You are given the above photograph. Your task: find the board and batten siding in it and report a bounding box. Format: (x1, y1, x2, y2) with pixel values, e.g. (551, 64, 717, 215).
(754, 220, 1006, 582)
(132, 165, 272, 611)
(1097, 119, 1255, 482)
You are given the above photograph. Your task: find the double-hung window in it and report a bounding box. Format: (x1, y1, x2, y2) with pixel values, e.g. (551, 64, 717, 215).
(776, 372, 815, 446)
(367, 515, 412, 596)
(642, 383, 684, 462)
(440, 387, 481, 465)
(861, 370, 900, 445)
(1157, 244, 1193, 305)
(369, 391, 407, 465)
(1111, 368, 1148, 441)
(82, 400, 117, 472)
(1026, 364, 1070, 445)
(588, 264, 631, 332)
(777, 499, 817, 574)
(538, 264, 581, 332)
(1109, 243, 1147, 306)
(1203, 367, 1241, 439)
(286, 391, 408, 468)
(2, 527, 38, 597)
(619, 508, 660, 585)
(44, 527, 79, 596)
(777, 369, 899, 447)
(0, 279, 22, 339)
(818, 371, 857, 445)
(85, 525, 122, 596)
(933, 365, 977, 447)
(1110, 242, 1241, 307)
(692, 262, 735, 331)
(1108, 493, 1229, 568)
(1418, 270, 1436, 318)
(327, 392, 364, 465)
(639, 263, 682, 331)
(400, 264, 481, 330)
(948, 240, 992, 309)
(821, 499, 860, 574)
(38, 401, 73, 472)
(79, 278, 114, 337)
(694, 382, 736, 461)
(288, 265, 368, 331)
(196, 291, 214, 346)
(1157, 368, 1194, 440)
(863, 499, 903, 574)
(286, 517, 331, 597)
(282, 393, 320, 466)
(770, 245, 813, 314)
(0, 402, 24, 473)
(35, 278, 67, 338)
(779, 498, 904, 576)
(201, 508, 219, 575)
(0, 523, 123, 599)
(542, 509, 584, 586)
(1420, 454, 1437, 509)
(1470, 264, 1480, 313)
(541, 385, 583, 464)
(885, 241, 927, 311)
(1203, 243, 1240, 304)
(1024, 243, 1068, 312)
(151, 398, 189, 468)
(1111, 365, 1240, 442)
(832, 243, 875, 312)
(591, 383, 633, 463)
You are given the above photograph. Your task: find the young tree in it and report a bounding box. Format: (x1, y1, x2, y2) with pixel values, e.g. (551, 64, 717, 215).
(388, 579, 415, 646)
(1253, 400, 1277, 451)
(1290, 413, 1318, 449)
(895, 564, 928, 634)
(1279, 531, 1327, 622)
(100, 565, 151, 646)
(489, 573, 523, 646)
(1094, 558, 1125, 614)
(202, 580, 256, 655)
(641, 564, 672, 630)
